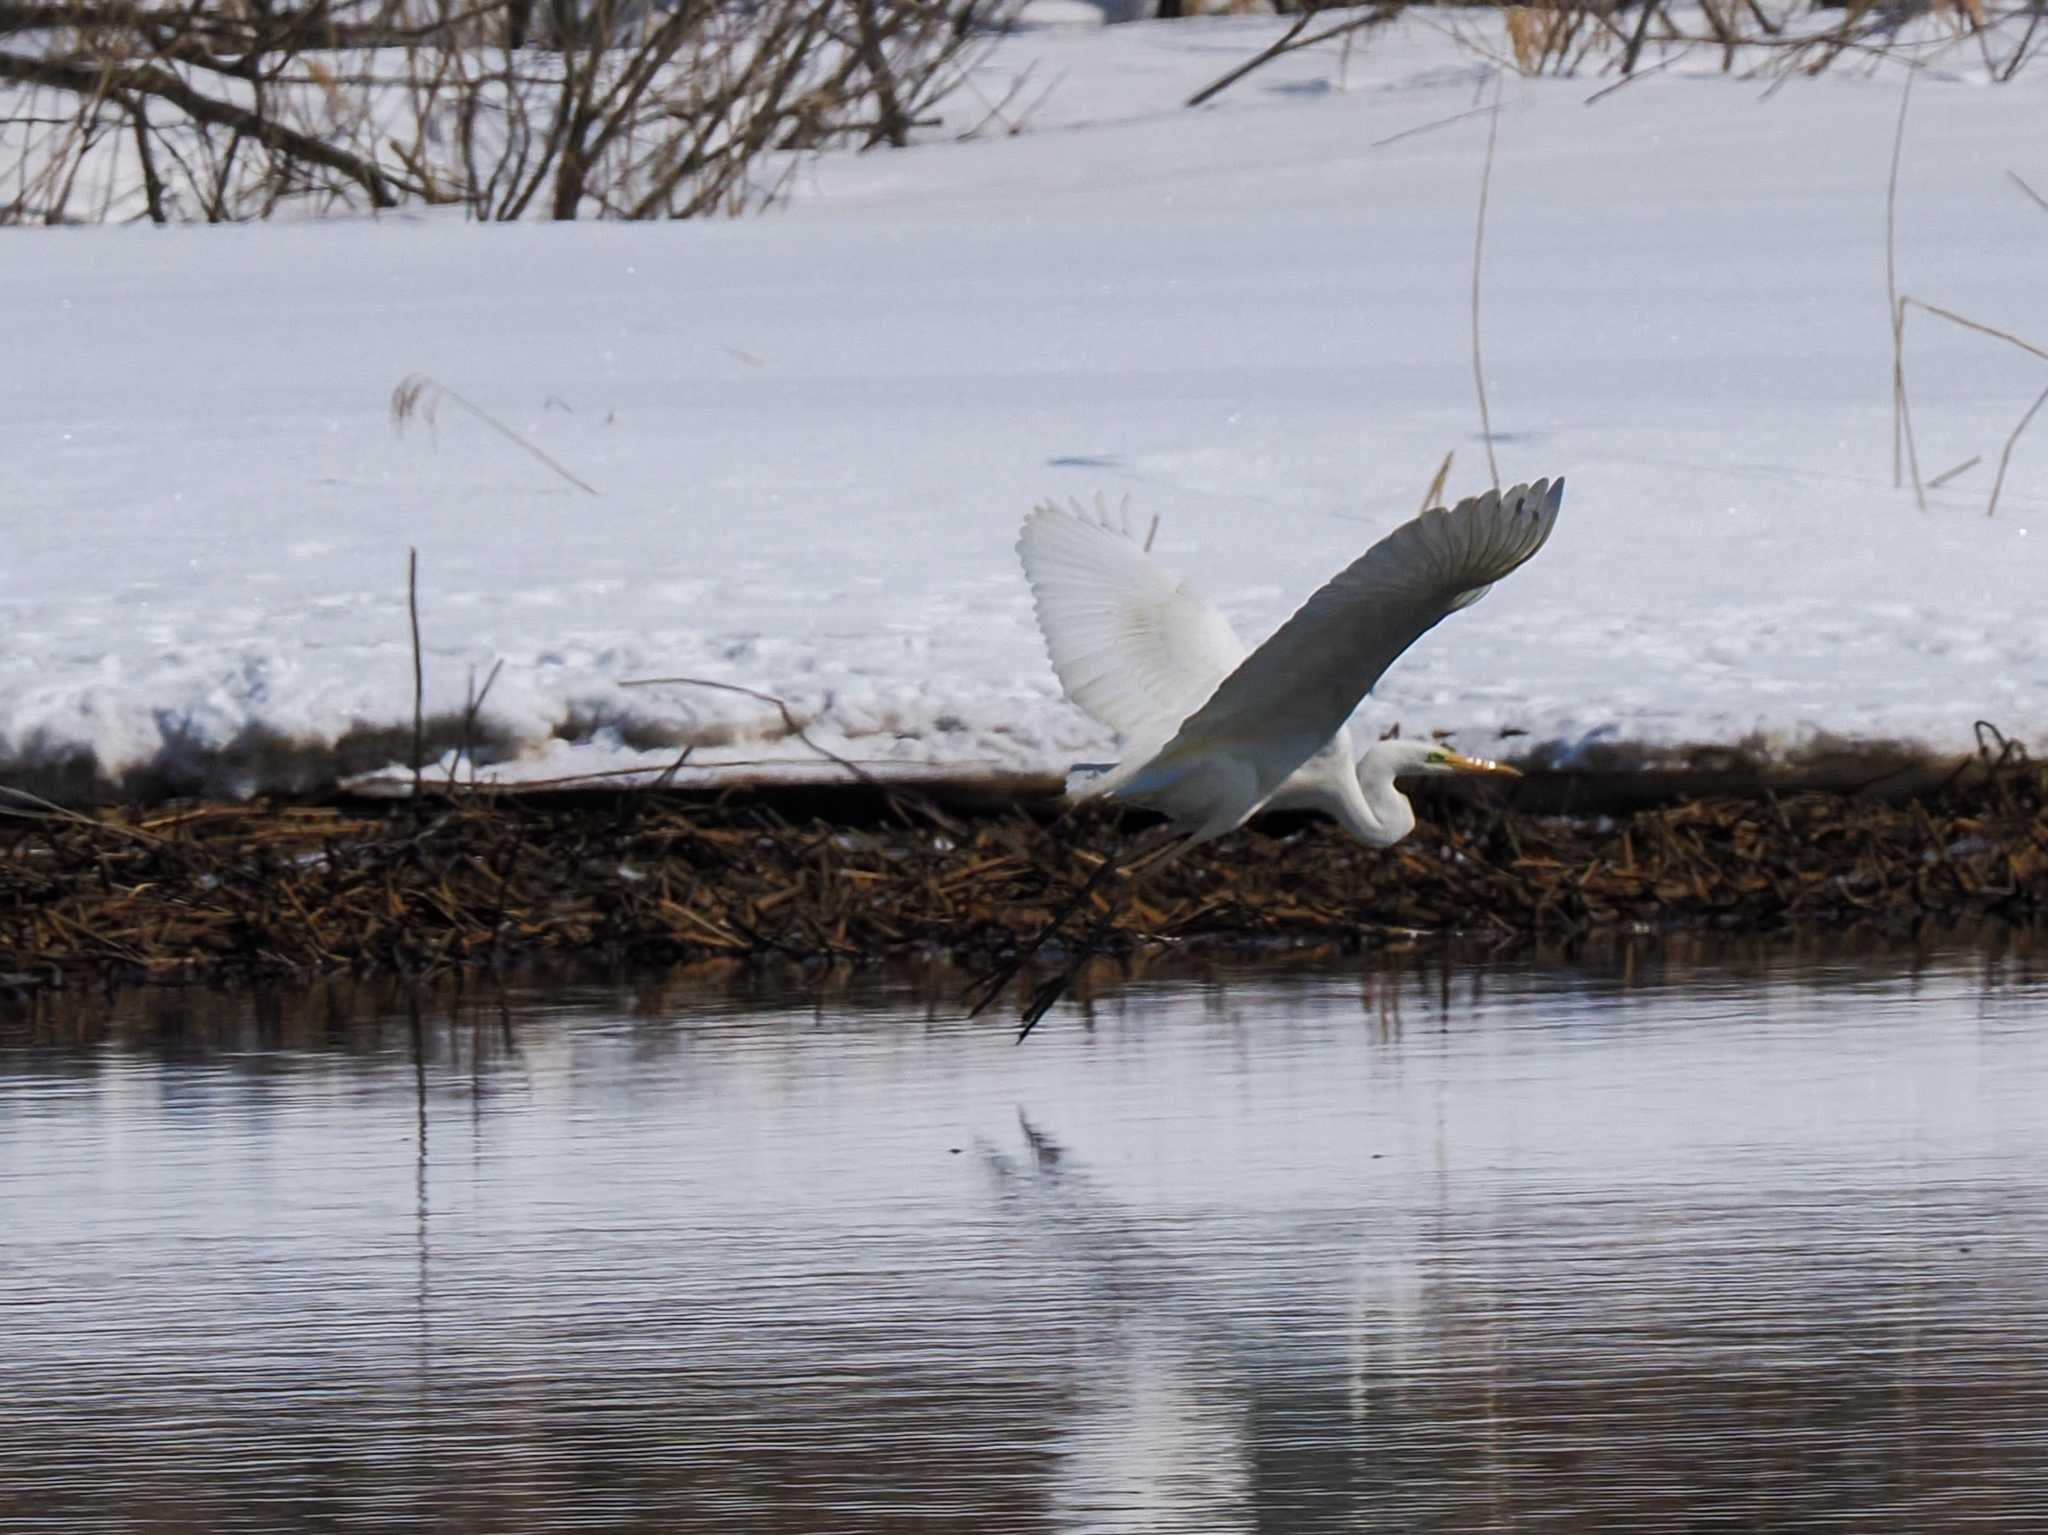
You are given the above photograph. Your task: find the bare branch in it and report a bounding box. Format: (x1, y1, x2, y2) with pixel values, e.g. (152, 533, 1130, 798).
(0, 46, 406, 207)
(1186, 4, 1403, 111)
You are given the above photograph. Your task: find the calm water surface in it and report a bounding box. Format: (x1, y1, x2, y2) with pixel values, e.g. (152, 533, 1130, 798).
(4, 938, 2048, 1532)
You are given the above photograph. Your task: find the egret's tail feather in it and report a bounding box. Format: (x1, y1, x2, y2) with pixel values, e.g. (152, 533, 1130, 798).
(1063, 761, 1119, 798)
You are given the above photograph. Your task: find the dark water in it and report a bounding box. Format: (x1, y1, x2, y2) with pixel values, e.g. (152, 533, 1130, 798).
(4, 936, 2048, 1533)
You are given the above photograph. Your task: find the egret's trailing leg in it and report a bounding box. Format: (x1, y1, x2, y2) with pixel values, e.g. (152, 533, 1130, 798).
(965, 823, 1184, 1023)
(1013, 835, 1195, 1042)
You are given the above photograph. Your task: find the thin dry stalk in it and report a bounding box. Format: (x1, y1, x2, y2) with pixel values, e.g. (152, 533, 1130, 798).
(1987, 382, 2048, 517)
(1900, 296, 2048, 365)
(956, 60, 1064, 141)
(1419, 449, 1455, 514)
(1472, 78, 1503, 494)
(1895, 292, 2048, 517)
(1927, 454, 1980, 489)
(1886, 72, 1925, 510)
(619, 675, 880, 786)
(1582, 50, 1687, 105)
(408, 547, 425, 801)
(0, 785, 164, 845)
(391, 373, 600, 495)
(2009, 168, 2048, 217)
(1368, 103, 1494, 151)
(452, 658, 505, 791)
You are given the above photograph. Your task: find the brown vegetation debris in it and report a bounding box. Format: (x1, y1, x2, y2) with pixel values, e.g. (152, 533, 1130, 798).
(0, 752, 2044, 993)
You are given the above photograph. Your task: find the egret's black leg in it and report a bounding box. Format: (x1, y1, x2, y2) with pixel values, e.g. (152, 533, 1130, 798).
(1013, 832, 1199, 1040)
(964, 847, 1121, 1018)
(1015, 886, 1130, 1042)
(968, 824, 1190, 1026)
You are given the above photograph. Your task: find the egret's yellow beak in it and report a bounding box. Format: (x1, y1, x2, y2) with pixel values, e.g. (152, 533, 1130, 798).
(1446, 750, 1522, 778)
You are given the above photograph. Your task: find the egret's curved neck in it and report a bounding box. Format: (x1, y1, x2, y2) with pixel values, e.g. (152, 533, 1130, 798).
(1341, 743, 1417, 849)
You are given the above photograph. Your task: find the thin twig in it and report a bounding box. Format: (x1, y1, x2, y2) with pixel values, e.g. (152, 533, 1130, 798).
(450, 657, 504, 792)
(619, 674, 878, 785)
(2009, 168, 2048, 218)
(650, 744, 696, 792)
(1186, 12, 1313, 109)
(1583, 50, 1688, 105)
(1013, 67, 1069, 138)
(955, 60, 1065, 141)
(0, 786, 165, 844)
(391, 373, 600, 496)
(1472, 75, 1503, 494)
(956, 62, 1033, 140)
(1185, 5, 1401, 110)
(1988, 382, 2048, 518)
(1368, 103, 1493, 151)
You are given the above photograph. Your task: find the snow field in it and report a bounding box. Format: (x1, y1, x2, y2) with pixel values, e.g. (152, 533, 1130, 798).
(3, 12, 2045, 795)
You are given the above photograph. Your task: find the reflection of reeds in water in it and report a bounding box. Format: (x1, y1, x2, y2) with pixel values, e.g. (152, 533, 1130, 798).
(7, 954, 2047, 1532)
(0, 737, 2042, 994)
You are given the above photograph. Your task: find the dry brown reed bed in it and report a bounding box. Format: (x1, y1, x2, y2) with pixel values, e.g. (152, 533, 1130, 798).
(1, 742, 2044, 995)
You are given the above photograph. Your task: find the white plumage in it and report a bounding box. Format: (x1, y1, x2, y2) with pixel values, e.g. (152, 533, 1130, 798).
(1018, 479, 1564, 850)
(1013, 496, 1248, 747)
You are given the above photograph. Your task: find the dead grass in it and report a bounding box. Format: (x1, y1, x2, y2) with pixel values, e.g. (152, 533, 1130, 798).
(1, 739, 2042, 994)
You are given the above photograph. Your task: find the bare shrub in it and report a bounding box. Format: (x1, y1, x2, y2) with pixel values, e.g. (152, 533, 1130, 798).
(1463, 0, 2048, 83)
(0, 0, 1014, 223)
(1185, 0, 2047, 114)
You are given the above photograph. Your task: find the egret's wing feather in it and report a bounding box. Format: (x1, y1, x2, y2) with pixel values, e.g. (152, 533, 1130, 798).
(1017, 499, 1248, 741)
(1123, 478, 1563, 808)
(1445, 580, 1493, 615)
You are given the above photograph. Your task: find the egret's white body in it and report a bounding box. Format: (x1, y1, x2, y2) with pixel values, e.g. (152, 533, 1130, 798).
(1017, 479, 1564, 850)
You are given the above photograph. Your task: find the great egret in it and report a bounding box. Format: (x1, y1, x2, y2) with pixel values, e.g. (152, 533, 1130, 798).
(1018, 477, 1564, 849)
(979, 477, 1565, 1035)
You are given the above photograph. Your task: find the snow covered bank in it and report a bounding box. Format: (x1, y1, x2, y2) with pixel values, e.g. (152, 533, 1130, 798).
(5, 14, 2046, 800)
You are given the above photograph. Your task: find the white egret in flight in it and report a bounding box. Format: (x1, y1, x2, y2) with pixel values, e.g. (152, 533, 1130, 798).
(980, 477, 1565, 1035)
(1018, 477, 1564, 850)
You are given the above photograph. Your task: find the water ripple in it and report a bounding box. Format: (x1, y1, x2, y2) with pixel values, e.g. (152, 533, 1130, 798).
(3, 940, 2047, 1531)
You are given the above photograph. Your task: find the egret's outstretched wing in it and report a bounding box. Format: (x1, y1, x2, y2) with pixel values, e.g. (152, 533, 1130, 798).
(1121, 478, 1563, 813)
(1017, 499, 1248, 741)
